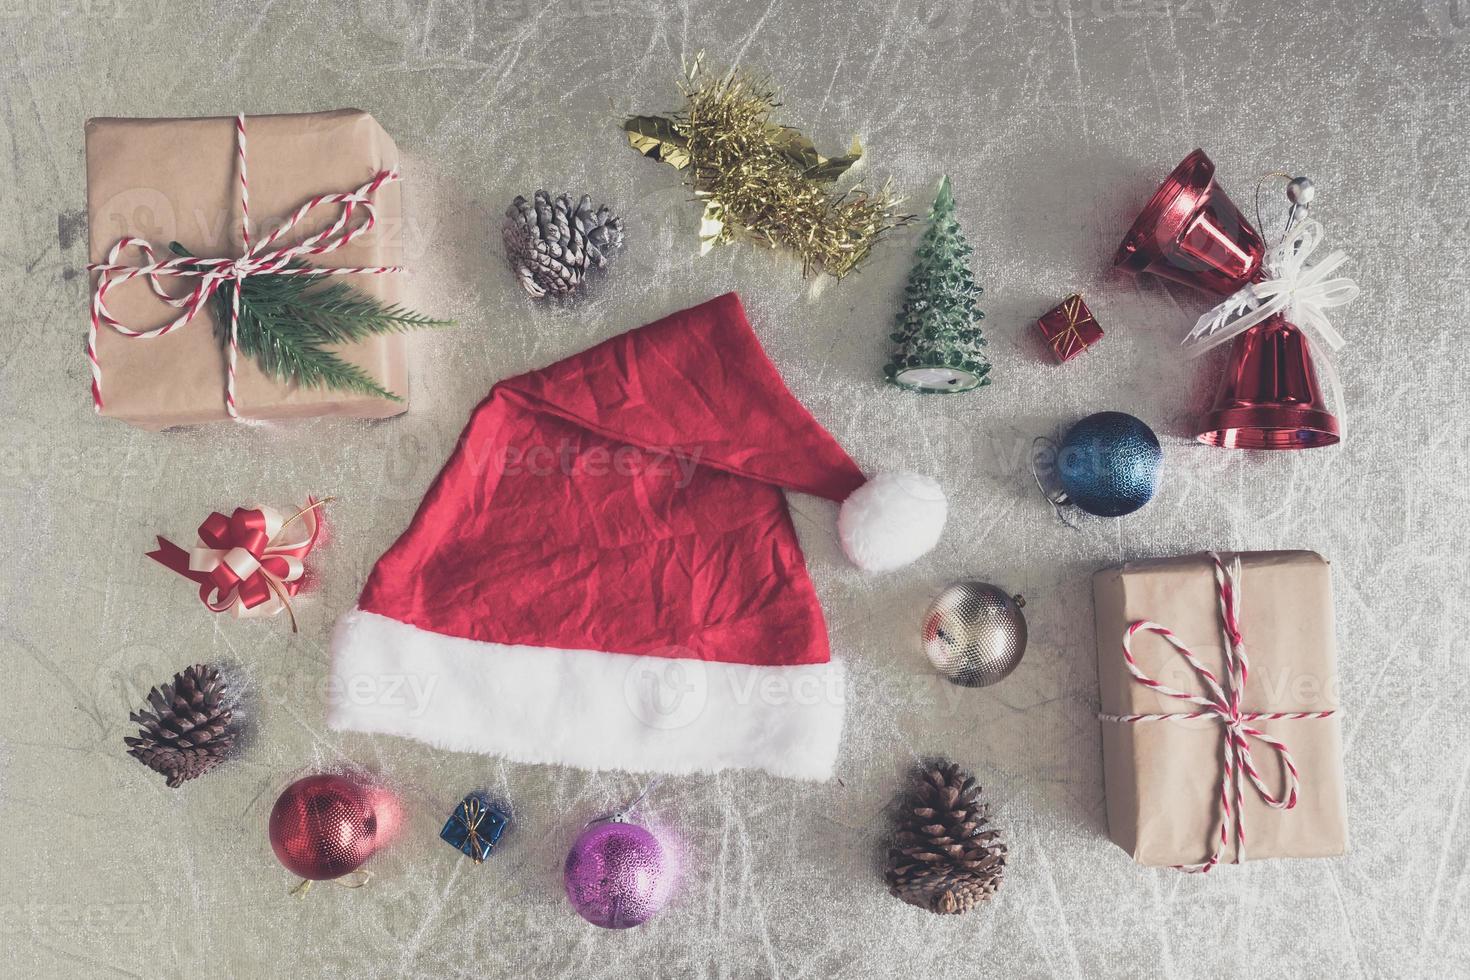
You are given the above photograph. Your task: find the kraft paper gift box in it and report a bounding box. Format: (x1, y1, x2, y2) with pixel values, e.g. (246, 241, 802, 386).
(85, 109, 408, 429)
(1091, 551, 1348, 867)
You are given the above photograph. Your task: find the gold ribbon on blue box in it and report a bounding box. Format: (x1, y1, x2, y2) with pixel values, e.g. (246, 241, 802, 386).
(440, 793, 510, 863)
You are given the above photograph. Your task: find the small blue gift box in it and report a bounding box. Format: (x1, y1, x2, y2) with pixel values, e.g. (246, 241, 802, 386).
(440, 793, 510, 863)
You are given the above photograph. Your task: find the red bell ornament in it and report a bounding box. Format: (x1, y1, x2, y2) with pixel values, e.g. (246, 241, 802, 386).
(1114, 149, 1264, 295)
(1114, 150, 1357, 450)
(1193, 311, 1337, 449)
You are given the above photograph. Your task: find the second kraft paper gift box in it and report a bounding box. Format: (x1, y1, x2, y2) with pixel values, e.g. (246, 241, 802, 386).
(1091, 551, 1348, 867)
(85, 109, 409, 429)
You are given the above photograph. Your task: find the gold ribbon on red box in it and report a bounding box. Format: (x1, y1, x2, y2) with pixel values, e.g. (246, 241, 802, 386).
(1042, 293, 1099, 362)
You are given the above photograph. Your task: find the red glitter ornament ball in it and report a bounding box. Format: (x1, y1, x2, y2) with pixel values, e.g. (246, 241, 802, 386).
(268, 774, 399, 880)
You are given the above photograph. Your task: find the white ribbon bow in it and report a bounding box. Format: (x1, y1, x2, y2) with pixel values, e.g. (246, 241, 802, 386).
(1182, 219, 1360, 358)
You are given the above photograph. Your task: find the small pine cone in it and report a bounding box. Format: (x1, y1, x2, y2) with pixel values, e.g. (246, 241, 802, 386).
(503, 190, 624, 298)
(123, 664, 236, 788)
(884, 760, 1006, 914)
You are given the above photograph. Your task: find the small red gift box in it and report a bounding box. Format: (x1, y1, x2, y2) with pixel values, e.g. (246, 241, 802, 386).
(1037, 293, 1103, 363)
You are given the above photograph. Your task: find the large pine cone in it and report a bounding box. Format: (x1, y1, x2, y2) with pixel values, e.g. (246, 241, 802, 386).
(123, 664, 236, 788)
(885, 760, 1006, 914)
(503, 190, 624, 298)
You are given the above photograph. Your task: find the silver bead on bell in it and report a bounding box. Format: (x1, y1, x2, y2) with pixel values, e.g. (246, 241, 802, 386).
(1285, 176, 1315, 207)
(1284, 176, 1315, 231)
(920, 583, 1028, 687)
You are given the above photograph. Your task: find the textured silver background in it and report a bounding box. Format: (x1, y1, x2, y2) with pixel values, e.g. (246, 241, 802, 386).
(3, 1, 1468, 976)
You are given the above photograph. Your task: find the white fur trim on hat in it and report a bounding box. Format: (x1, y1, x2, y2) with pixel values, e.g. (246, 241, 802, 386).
(328, 610, 846, 781)
(837, 471, 947, 572)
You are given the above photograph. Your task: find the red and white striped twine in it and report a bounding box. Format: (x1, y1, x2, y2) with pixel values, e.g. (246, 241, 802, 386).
(1098, 552, 1335, 873)
(87, 113, 404, 419)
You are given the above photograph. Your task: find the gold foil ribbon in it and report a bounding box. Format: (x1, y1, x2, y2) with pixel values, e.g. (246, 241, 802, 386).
(622, 55, 904, 278)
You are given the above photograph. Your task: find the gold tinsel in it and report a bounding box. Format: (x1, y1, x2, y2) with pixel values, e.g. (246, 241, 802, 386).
(625, 58, 907, 279)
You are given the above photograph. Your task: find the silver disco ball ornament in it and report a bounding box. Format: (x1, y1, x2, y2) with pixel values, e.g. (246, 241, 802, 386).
(921, 583, 1028, 687)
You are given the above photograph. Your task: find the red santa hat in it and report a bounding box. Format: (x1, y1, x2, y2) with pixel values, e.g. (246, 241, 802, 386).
(328, 293, 946, 780)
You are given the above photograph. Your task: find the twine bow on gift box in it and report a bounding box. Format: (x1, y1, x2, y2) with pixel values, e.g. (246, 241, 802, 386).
(87, 114, 403, 419)
(1098, 552, 1336, 873)
(147, 497, 328, 631)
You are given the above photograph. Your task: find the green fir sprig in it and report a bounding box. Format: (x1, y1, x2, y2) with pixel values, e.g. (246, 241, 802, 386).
(169, 243, 451, 401)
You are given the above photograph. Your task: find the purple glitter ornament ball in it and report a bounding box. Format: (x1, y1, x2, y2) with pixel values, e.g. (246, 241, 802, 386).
(564, 820, 672, 929)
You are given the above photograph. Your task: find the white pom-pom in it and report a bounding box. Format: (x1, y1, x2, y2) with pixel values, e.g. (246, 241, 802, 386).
(837, 472, 947, 573)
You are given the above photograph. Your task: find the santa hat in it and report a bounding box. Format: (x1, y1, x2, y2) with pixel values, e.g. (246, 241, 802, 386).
(328, 293, 945, 780)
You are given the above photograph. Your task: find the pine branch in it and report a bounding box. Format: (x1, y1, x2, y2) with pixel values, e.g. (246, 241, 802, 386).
(226, 279, 405, 401)
(283, 283, 452, 343)
(169, 244, 450, 400)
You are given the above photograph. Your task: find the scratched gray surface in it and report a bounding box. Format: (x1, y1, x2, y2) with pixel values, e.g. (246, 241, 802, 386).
(3, 1, 1468, 977)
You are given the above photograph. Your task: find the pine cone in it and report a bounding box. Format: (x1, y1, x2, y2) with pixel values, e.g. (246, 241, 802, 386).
(123, 664, 236, 788)
(885, 761, 1006, 914)
(503, 190, 624, 298)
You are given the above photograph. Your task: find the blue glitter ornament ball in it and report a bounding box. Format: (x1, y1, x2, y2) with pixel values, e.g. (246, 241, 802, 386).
(1057, 412, 1162, 517)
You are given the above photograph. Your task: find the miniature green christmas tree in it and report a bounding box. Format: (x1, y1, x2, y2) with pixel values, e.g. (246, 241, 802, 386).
(884, 176, 990, 394)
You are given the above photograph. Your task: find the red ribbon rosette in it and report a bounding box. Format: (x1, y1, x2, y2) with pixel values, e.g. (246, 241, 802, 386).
(147, 498, 329, 631)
